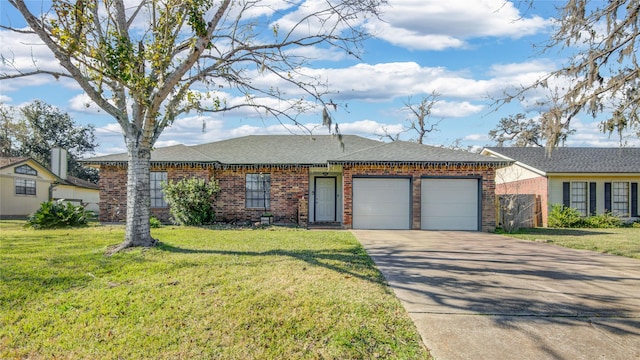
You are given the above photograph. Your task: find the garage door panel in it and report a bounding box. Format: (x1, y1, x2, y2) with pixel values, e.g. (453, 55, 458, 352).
(353, 178, 410, 230)
(435, 203, 477, 217)
(422, 178, 479, 231)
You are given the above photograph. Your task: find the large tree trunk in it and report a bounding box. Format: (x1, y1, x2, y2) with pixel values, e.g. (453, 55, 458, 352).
(111, 138, 156, 253)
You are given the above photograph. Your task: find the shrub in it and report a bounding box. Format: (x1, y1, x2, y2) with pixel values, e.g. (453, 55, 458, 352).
(26, 200, 93, 229)
(149, 216, 162, 228)
(582, 212, 623, 228)
(548, 204, 625, 228)
(162, 177, 221, 226)
(547, 204, 582, 228)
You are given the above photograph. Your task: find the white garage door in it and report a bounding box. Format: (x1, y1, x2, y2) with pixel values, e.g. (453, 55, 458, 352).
(353, 178, 411, 229)
(422, 178, 479, 231)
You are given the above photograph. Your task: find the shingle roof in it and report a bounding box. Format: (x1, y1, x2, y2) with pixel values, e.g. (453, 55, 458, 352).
(333, 141, 505, 164)
(63, 175, 100, 190)
(82, 144, 216, 164)
(484, 147, 640, 173)
(192, 135, 381, 165)
(82, 135, 509, 167)
(0, 157, 29, 169)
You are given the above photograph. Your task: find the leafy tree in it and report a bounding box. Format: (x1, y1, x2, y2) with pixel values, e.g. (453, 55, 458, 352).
(1, 0, 384, 251)
(506, 0, 639, 146)
(488, 112, 574, 147)
(0, 103, 23, 157)
(0, 101, 99, 182)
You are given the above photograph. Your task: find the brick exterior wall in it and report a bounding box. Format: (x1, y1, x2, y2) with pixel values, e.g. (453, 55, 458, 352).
(496, 176, 547, 226)
(98, 164, 308, 224)
(342, 164, 497, 232)
(98, 165, 127, 222)
(213, 167, 308, 224)
(98, 163, 498, 230)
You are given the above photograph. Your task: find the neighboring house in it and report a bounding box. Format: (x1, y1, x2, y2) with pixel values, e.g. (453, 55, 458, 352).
(0, 156, 100, 219)
(83, 135, 510, 231)
(481, 147, 640, 226)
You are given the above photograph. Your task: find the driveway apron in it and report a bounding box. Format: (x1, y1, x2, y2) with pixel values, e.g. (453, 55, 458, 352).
(351, 230, 640, 360)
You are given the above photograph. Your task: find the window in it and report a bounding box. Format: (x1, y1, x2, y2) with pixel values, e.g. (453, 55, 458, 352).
(570, 182, 587, 216)
(15, 178, 36, 195)
(150, 172, 168, 208)
(15, 164, 37, 176)
(612, 182, 629, 216)
(246, 173, 270, 208)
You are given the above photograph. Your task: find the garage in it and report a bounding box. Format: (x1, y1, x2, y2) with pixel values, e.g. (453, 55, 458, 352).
(352, 178, 411, 229)
(422, 178, 479, 231)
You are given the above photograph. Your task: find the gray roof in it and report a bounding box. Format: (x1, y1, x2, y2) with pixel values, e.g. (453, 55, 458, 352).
(333, 141, 506, 164)
(484, 147, 640, 173)
(83, 135, 508, 167)
(192, 135, 381, 165)
(83, 144, 216, 164)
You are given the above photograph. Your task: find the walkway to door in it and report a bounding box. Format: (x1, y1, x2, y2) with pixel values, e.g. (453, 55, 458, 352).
(352, 230, 640, 360)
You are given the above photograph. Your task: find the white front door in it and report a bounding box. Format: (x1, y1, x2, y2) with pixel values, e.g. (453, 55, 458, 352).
(315, 177, 336, 222)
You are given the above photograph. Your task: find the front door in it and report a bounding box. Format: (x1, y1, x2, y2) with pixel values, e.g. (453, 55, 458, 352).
(315, 177, 336, 222)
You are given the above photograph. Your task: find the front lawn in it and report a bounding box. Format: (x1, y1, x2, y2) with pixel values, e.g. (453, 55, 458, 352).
(501, 227, 640, 259)
(0, 222, 430, 359)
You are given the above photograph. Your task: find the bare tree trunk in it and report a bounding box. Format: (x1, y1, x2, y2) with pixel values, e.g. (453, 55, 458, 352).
(111, 138, 156, 253)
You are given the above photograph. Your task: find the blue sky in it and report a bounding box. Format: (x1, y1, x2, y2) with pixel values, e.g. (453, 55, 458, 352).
(1, 0, 638, 157)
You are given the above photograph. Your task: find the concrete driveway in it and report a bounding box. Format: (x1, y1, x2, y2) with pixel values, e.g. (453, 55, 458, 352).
(351, 230, 640, 360)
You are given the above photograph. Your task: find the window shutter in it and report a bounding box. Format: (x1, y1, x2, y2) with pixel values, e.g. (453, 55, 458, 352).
(604, 182, 611, 213)
(632, 183, 638, 217)
(589, 182, 596, 216)
(562, 182, 570, 208)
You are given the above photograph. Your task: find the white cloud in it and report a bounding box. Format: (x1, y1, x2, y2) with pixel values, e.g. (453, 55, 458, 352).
(432, 101, 485, 118)
(251, 60, 554, 105)
(68, 94, 105, 114)
(365, 0, 550, 50)
(272, 0, 355, 39)
(0, 94, 12, 103)
(565, 119, 640, 147)
(463, 133, 488, 142)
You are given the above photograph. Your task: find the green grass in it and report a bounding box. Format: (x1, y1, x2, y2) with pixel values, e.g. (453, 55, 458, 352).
(501, 227, 640, 259)
(0, 221, 430, 359)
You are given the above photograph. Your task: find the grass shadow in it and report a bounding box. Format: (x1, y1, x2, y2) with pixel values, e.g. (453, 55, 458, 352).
(156, 241, 386, 285)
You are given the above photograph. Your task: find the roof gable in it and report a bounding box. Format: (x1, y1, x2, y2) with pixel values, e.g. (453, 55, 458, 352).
(484, 147, 640, 173)
(0, 157, 56, 179)
(0, 157, 30, 169)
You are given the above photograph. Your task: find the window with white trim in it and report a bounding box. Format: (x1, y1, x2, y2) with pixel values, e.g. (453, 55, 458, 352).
(612, 182, 629, 216)
(15, 178, 36, 195)
(570, 182, 588, 216)
(246, 173, 270, 209)
(150, 171, 168, 208)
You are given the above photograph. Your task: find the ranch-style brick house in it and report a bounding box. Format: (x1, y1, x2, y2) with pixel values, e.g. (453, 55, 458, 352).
(482, 147, 640, 226)
(83, 135, 510, 231)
